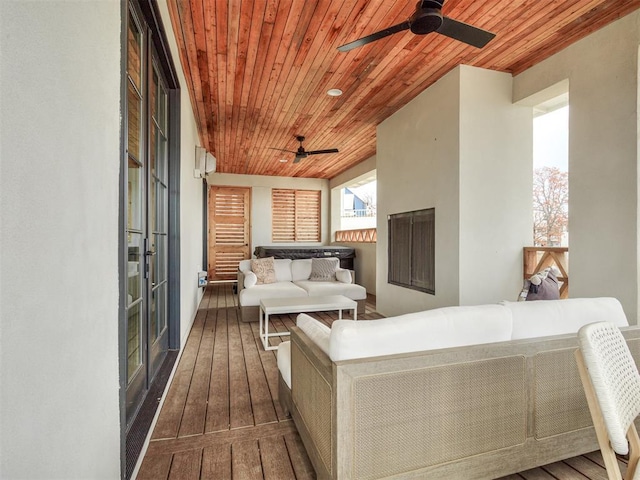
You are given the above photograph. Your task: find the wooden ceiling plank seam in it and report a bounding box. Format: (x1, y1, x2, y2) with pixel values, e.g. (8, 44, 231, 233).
(250, 0, 326, 172)
(168, 0, 208, 149)
(223, 0, 241, 173)
(203, 0, 221, 160)
(190, 0, 215, 154)
(238, 0, 281, 175)
(213, 0, 229, 172)
(234, 0, 268, 174)
(227, 0, 255, 174)
(241, 0, 302, 174)
(247, 0, 328, 175)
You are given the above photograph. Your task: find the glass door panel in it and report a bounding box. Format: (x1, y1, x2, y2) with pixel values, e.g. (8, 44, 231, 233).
(125, 8, 146, 423)
(149, 60, 169, 374)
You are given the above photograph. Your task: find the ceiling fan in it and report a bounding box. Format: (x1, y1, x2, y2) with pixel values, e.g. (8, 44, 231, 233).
(270, 135, 339, 164)
(337, 0, 496, 52)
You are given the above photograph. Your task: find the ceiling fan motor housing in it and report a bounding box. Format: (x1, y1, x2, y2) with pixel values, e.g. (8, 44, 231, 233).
(411, 7, 443, 35)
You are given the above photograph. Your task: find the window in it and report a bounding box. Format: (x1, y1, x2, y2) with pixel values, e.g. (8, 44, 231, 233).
(272, 189, 320, 242)
(388, 208, 435, 294)
(533, 95, 568, 247)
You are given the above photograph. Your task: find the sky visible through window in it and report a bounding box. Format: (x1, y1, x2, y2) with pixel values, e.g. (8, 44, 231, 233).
(534, 106, 568, 170)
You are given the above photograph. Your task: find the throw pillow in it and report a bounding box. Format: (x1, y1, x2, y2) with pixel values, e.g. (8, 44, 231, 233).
(243, 271, 257, 288)
(309, 257, 339, 281)
(335, 268, 352, 284)
(526, 268, 560, 301)
(250, 257, 277, 285)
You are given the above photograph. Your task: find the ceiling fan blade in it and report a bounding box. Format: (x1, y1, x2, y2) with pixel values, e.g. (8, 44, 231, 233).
(293, 154, 306, 164)
(307, 149, 339, 155)
(269, 147, 298, 154)
(338, 21, 411, 52)
(437, 16, 495, 49)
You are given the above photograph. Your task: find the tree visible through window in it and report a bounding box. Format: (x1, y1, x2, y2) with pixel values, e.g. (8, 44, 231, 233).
(272, 188, 321, 242)
(533, 102, 568, 246)
(533, 167, 568, 246)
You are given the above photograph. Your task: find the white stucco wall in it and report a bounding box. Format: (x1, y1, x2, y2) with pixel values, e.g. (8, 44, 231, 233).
(458, 66, 532, 305)
(376, 66, 531, 316)
(208, 173, 330, 254)
(0, 2, 121, 478)
(157, 1, 205, 344)
(514, 10, 640, 323)
(377, 68, 461, 316)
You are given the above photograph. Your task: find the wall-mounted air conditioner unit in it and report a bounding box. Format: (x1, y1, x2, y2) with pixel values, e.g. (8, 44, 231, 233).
(194, 146, 217, 178)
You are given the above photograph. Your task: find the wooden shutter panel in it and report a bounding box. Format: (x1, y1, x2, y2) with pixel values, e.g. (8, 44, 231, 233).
(272, 189, 320, 242)
(272, 189, 296, 242)
(295, 190, 320, 241)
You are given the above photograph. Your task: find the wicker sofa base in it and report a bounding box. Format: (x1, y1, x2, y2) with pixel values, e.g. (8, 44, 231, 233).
(239, 298, 366, 323)
(281, 325, 640, 480)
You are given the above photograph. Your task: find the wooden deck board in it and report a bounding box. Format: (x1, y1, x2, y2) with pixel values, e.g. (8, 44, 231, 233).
(138, 283, 613, 480)
(205, 308, 230, 433)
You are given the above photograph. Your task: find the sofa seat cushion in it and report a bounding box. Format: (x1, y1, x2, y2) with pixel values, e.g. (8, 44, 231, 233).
(293, 280, 367, 300)
(277, 341, 291, 388)
(329, 304, 513, 362)
(505, 297, 628, 340)
(238, 282, 307, 307)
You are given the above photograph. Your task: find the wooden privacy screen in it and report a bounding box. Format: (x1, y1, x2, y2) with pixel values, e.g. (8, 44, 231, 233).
(272, 189, 320, 242)
(208, 186, 251, 280)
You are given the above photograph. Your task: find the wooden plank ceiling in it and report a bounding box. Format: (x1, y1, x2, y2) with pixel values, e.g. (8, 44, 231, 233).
(167, 0, 640, 179)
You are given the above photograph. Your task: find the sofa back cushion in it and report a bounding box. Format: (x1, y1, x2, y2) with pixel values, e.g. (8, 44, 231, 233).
(273, 258, 293, 282)
(291, 259, 312, 281)
(329, 304, 512, 362)
(505, 297, 628, 340)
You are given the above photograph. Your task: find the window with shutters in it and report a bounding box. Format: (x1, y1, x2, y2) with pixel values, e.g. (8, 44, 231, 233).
(388, 208, 435, 294)
(272, 189, 321, 242)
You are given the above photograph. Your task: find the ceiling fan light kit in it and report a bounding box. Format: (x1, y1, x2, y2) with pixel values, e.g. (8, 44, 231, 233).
(338, 0, 496, 52)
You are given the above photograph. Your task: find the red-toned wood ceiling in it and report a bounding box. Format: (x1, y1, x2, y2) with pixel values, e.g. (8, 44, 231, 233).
(167, 0, 640, 179)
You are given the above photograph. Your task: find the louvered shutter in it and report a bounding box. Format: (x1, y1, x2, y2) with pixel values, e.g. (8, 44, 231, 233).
(272, 189, 320, 242)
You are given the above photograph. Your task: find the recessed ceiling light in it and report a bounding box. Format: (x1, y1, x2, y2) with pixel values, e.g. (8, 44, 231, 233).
(279, 159, 287, 163)
(327, 88, 343, 97)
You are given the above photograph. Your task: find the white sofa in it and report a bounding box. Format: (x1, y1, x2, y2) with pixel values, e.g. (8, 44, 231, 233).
(277, 298, 638, 479)
(237, 258, 367, 322)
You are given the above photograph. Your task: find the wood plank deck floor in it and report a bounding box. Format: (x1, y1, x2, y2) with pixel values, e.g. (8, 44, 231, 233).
(137, 283, 616, 480)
